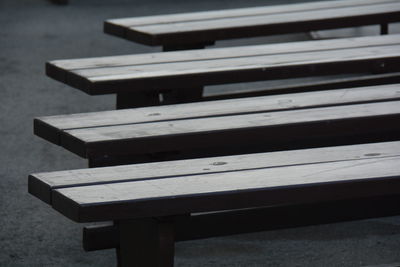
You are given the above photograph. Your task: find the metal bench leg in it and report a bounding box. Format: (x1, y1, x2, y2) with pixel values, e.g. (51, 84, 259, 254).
(116, 218, 175, 267)
(380, 23, 389, 35)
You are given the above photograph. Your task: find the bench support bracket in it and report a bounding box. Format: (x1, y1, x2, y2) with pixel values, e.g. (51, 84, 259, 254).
(380, 23, 389, 35)
(116, 91, 160, 109)
(116, 218, 175, 267)
(114, 42, 214, 109)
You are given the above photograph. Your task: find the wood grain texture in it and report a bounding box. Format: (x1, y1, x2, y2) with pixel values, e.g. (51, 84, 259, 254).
(51, 156, 400, 222)
(46, 34, 400, 95)
(29, 141, 400, 204)
(104, 0, 400, 45)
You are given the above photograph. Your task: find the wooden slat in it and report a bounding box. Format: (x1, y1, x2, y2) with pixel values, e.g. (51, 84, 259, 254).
(29, 141, 400, 205)
(34, 84, 400, 145)
(46, 35, 400, 95)
(51, 156, 400, 222)
(104, 0, 400, 45)
(57, 101, 400, 158)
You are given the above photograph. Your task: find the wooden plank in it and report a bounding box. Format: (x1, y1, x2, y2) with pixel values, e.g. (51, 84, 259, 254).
(46, 35, 400, 94)
(29, 141, 400, 204)
(51, 156, 400, 222)
(35, 84, 400, 139)
(57, 101, 400, 158)
(104, 0, 399, 45)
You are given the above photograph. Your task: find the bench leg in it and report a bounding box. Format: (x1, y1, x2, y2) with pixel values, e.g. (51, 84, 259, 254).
(380, 23, 389, 35)
(114, 42, 214, 109)
(116, 218, 175, 267)
(49, 0, 68, 4)
(162, 87, 204, 104)
(116, 91, 160, 109)
(159, 42, 215, 105)
(162, 42, 215, 52)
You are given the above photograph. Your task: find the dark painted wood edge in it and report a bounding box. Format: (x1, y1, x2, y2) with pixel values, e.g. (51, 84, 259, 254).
(52, 189, 83, 222)
(33, 118, 61, 146)
(65, 71, 92, 95)
(104, 21, 157, 46)
(52, 175, 400, 223)
(103, 21, 126, 39)
(46, 62, 67, 84)
(83, 222, 118, 251)
(46, 62, 93, 95)
(82, 194, 400, 251)
(60, 131, 88, 158)
(28, 174, 53, 204)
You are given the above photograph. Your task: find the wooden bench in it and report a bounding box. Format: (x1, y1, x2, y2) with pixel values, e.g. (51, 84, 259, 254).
(104, 0, 400, 50)
(46, 34, 400, 108)
(34, 83, 400, 167)
(33, 5, 400, 264)
(29, 141, 400, 266)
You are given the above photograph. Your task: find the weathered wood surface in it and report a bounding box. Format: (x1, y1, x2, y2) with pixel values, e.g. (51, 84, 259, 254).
(46, 35, 400, 95)
(104, 0, 400, 46)
(47, 155, 400, 222)
(34, 100, 400, 160)
(34, 84, 400, 145)
(29, 141, 400, 204)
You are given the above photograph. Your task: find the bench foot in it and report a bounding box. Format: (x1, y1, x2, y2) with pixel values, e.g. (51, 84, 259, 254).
(116, 218, 175, 267)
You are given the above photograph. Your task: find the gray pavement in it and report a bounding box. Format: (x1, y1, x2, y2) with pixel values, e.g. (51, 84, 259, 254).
(1, 0, 400, 266)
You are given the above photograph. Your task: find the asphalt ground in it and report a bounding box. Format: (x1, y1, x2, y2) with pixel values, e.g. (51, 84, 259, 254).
(1, 0, 400, 266)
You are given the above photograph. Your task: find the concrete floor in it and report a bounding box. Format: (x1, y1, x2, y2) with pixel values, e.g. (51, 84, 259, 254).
(1, 0, 400, 266)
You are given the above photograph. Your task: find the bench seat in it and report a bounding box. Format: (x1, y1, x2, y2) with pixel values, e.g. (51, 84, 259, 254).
(29, 141, 400, 265)
(29, 140, 400, 209)
(46, 34, 400, 96)
(34, 84, 400, 166)
(104, 0, 400, 47)
(33, 152, 400, 222)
